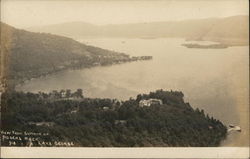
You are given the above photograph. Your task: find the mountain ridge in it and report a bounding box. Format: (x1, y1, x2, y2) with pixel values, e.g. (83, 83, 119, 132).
(27, 15, 249, 46)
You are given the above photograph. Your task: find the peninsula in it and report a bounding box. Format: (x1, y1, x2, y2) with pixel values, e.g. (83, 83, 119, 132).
(1, 89, 227, 147)
(0, 23, 152, 90)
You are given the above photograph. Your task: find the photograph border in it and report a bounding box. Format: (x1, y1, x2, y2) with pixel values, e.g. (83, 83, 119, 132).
(1, 147, 249, 158)
(0, 0, 249, 158)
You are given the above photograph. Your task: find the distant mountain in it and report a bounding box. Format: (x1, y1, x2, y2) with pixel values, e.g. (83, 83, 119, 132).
(28, 21, 100, 38)
(28, 15, 249, 46)
(0, 23, 149, 89)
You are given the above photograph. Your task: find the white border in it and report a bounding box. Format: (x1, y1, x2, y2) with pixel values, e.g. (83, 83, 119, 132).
(1, 147, 249, 158)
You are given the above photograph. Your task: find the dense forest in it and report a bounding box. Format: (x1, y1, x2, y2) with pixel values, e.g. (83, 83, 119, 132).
(1, 89, 227, 147)
(0, 22, 152, 90)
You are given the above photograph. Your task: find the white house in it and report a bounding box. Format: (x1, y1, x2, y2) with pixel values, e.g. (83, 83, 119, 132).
(139, 99, 163, 107)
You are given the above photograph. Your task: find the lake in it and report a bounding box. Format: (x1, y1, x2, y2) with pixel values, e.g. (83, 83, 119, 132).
(16, 38, 249, 146)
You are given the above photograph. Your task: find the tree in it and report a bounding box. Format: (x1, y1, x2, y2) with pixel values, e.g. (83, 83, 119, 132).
(51, 90, 60, 98)
(75, 89, 83, 98)
(66, 89, 71, 98)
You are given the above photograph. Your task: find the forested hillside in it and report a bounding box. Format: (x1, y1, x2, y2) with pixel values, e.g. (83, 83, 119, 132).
(0, 23, 151, 89)
(1, 89, 227, 147)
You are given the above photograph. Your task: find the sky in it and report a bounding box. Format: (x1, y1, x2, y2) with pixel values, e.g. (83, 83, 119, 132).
(1, 0, 249, 28)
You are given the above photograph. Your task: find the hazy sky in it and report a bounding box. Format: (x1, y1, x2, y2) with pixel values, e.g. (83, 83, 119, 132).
(1, 0, 249, 28)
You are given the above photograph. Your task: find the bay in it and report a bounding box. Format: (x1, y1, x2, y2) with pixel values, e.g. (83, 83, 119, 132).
(16, 38, 249, 146)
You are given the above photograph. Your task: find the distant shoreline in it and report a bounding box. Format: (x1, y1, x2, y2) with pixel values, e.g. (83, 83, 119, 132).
(181, 43, 229, 49)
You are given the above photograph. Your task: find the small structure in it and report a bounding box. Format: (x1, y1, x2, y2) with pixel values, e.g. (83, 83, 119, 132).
(115, 120, 127, 125)
(70, 106, 79, 114)
(70, 110, 78, 114)
(139, 98, 163, 107)
(228, 124, 241, 132)
(208, 126, 213, 130)
(60, 91, 66, 98)
(102, 107, 110, 110)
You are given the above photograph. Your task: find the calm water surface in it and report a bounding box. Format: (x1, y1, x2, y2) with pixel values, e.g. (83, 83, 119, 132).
(16, 38, 249, 146)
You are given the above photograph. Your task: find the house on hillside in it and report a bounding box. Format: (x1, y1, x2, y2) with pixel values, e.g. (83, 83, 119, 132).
(102, 106, 110, 111)
(139, 98, 163, 107)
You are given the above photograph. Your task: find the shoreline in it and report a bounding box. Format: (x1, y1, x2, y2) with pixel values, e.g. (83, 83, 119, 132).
(13, 56, 153, 90)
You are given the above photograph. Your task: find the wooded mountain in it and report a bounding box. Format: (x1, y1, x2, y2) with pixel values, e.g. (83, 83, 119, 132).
(1, 23, 148, 89)
(28, 15, 249, 46)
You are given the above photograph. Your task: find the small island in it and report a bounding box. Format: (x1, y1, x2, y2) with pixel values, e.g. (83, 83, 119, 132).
(182, 43, 229, 49)
(1, 89, 227, 147)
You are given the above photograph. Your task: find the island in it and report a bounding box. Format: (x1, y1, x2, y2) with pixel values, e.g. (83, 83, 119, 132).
(1, 89, 227, 147)
(182, 43, 229, 49)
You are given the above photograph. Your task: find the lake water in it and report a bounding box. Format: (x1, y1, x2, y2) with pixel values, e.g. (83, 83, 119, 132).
(16, 38, 249, 146)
